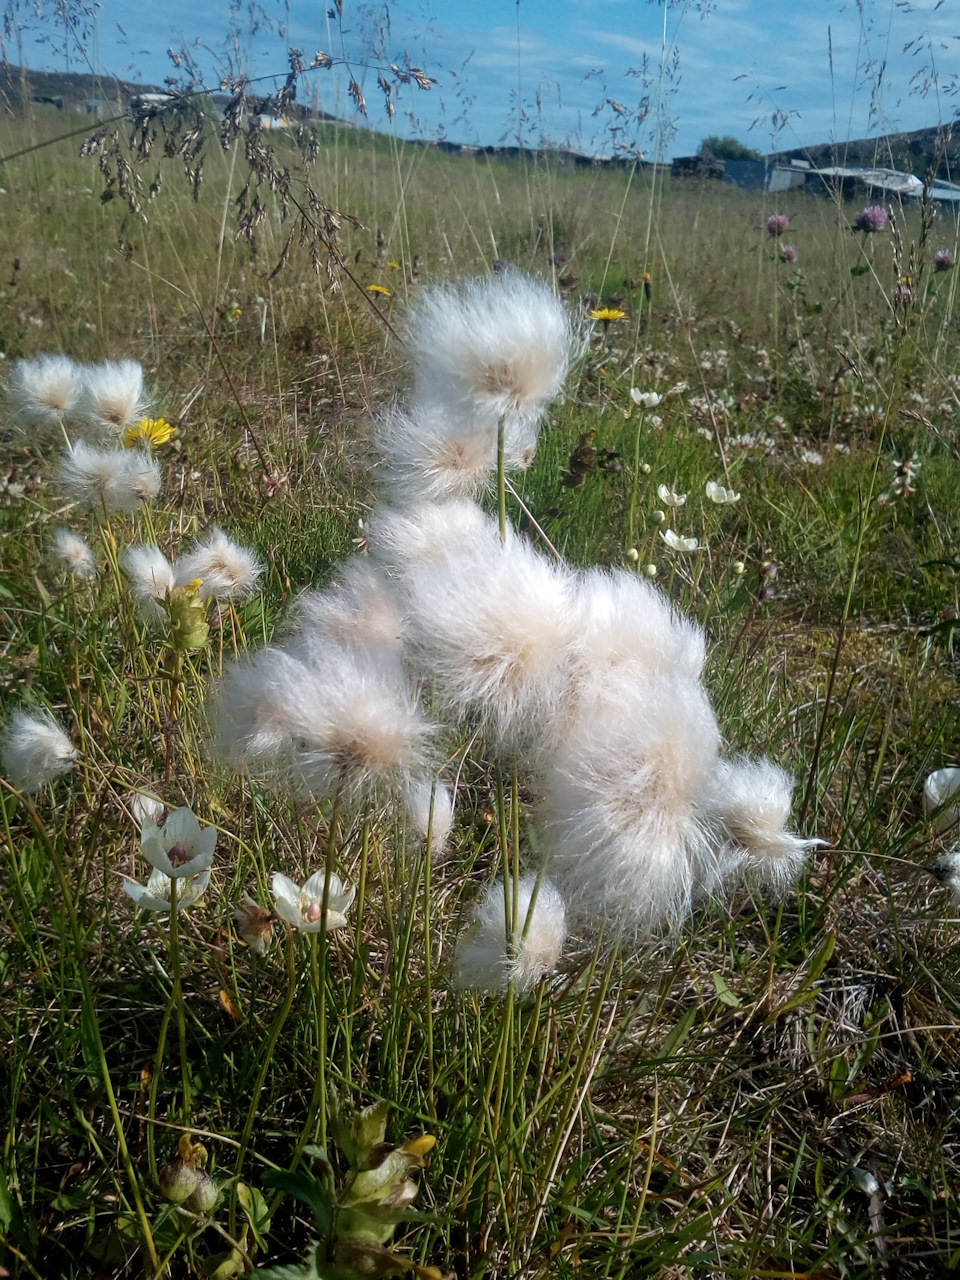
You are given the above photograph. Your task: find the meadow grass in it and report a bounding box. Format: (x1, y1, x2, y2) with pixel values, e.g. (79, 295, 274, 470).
(1, 95, 960, 1280)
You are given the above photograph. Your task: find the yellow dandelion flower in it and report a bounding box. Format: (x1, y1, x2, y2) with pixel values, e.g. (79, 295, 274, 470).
(386, 260, 401, 270)
(367, 283, 392, 297)
(588, 307, 626, 322)
(122, 417, 176, 449)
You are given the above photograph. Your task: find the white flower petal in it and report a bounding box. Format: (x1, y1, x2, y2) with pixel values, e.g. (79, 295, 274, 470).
(163, 806, 203, 851)
(923, 768, 960, 834)
(630, 389, 662, 408)
(660, 529, 700, 552)
(271, 872, 303, 910)
(657, 484, 686, 507)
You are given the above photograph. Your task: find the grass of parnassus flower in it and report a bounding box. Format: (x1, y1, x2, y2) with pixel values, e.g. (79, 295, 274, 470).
(1, 97, 960, 1280)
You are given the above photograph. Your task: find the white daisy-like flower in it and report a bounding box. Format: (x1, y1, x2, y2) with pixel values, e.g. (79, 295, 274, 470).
(123, 866, 211, 913)
(270, 870, 355, 932)
(140, 806, 217, 879)
(79, 359, 148, 435)
(660, 528, 699, 552)
(7, 354, 84, 431)
(52, 528, 97, 578)
(923, 768, 960, 834)
(1, 709, 77, 792)
(705, 480, 740, 504)
(657, 484, 687, 507)
(630, 389, 662, 408)
(454, 874, 567, 996)
(173, 527, 262, 601)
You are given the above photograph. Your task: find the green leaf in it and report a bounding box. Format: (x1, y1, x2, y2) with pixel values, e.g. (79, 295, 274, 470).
(204, 1248, 246, 1279)
(850, 262, 871, 277)
(658, 1006, 696, 1059)
(261, 1168, 333, 1237)
(237, 1181, 272, 1251)
(0, 1157, 22, 1236)
(255, 1242, 323, 1279)
(711, 971, 741, 1008)
(79, 1001, 103, 1084)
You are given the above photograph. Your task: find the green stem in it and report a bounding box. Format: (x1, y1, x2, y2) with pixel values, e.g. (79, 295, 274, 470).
(8, 786, 160, 1273)
(229, 921, 298, 1238)
(627, 410, 644, 552)
(168, 879, 191, 1120)
(497, 418, 507, 543)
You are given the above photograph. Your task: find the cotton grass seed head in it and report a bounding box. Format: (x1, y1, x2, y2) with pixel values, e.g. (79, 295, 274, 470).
(454, 874, 567, 996)
(52, 528, 97, 578)
(540, 670, 723, 939)
(404, 778, 455, 855)
(1, 709, 77, 792)
(121, 545, 175, 620)
(173, 527, 263, 601)
(704, 756, 822, 892)
(290, 558, 403, 660)
(213, 644, 436, 804)
(59, 442, 161, 512)
(80, 359, 147, 435)
(402, 273, 582, 435)
(366, 499, 502, 575)
(7, 354, 83, 431)
(373, 402, 498, 504)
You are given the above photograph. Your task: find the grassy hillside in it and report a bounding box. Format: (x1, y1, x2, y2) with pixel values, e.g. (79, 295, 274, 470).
(1, 92, 960, 1279)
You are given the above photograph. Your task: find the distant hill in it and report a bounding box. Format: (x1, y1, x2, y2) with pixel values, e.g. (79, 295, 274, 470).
(0, 63, 150, 110)
(772, 125, 958, 183)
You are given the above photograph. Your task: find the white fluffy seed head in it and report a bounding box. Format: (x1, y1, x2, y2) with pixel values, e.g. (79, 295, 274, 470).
(702, 756, 820, 893)
(289, 558, 404, 660)
(402, 274, 583, 439)
(52, 528, 97, 578)
(540, 669, 724, 940)
(173, 527, 263, 601)
(59, 443, 161, 512)
(366, 498, 502, 575)
(373, 402, 498, 505)
(1, 709, 77, 792)
(454, 874, 567, 996)
(212, 643, 436, 804)
(122, 545, 175, 620)
(404, 778, 455, 855)
(400, 524, 578, 757)
(572, 568, 706, 689)
(7, 355, 83, 431)
(79, 359, 147, 435)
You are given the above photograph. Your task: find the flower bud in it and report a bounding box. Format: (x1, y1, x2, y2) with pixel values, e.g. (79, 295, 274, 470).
(640, 462, 652, 475)
(625, 547, 640, 563)
(643, 563, 657, 578)
(651, 510, 666, 525)
(732, 561, 746, 575)
(158, 1157, 200, 1204)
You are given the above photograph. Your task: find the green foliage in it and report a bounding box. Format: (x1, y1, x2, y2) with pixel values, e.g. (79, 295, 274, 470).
(699, 133, 764, 160)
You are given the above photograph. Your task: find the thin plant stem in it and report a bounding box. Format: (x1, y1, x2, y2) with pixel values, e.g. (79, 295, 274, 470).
(497, 418, 507, 543)
(167, 878, 192, 1121)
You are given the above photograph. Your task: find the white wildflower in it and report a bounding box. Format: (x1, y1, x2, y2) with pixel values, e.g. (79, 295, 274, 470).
(660, 529, 699, 552)
(173, 527, 262, 601)
(79, 359, 147, 435)
(140, 806, 217, 879)
(124, 866, 211, 913)
(7, 354, 83, 431)
(800, 449, 823, 466)
(52, 528, 97, 578)
(630, 389, 662, 408)
(271, 869, 355, 932)
(1, 709, 77, 792)
(454, 874, 566, 996)
(923, 768, 960, 834)
(705, 480, 740, 504)
(129, 791, 164, 827)
(657, 484, 686, 507)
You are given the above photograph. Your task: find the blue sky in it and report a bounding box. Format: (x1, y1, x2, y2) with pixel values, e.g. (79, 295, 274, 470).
(17, 0, 960, 159)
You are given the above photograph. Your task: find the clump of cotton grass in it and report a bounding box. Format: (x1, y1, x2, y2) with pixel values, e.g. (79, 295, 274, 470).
(288, 559, 403, 661)
(399, 519, 578, 757)
(404, 778, 455, 855)
(213, 643, 436, 805)
(1, 709, 77, 792)
(366, 498, 502, 575)
(454, 874, 567, 996)
(571, 568, 706, 691)
(173, 527, 263, 601)
(79, 359, 148, 436)
(401, 273, 583, 468)
(702, 756, 822, 893)
(51, 528, 97, 579)
(373, 402, 498, 504)
(7, 355, 83, 434)
(539, 670, 725, 939)
(59, 442, 161, 512)
(121, 545, 175, 620)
